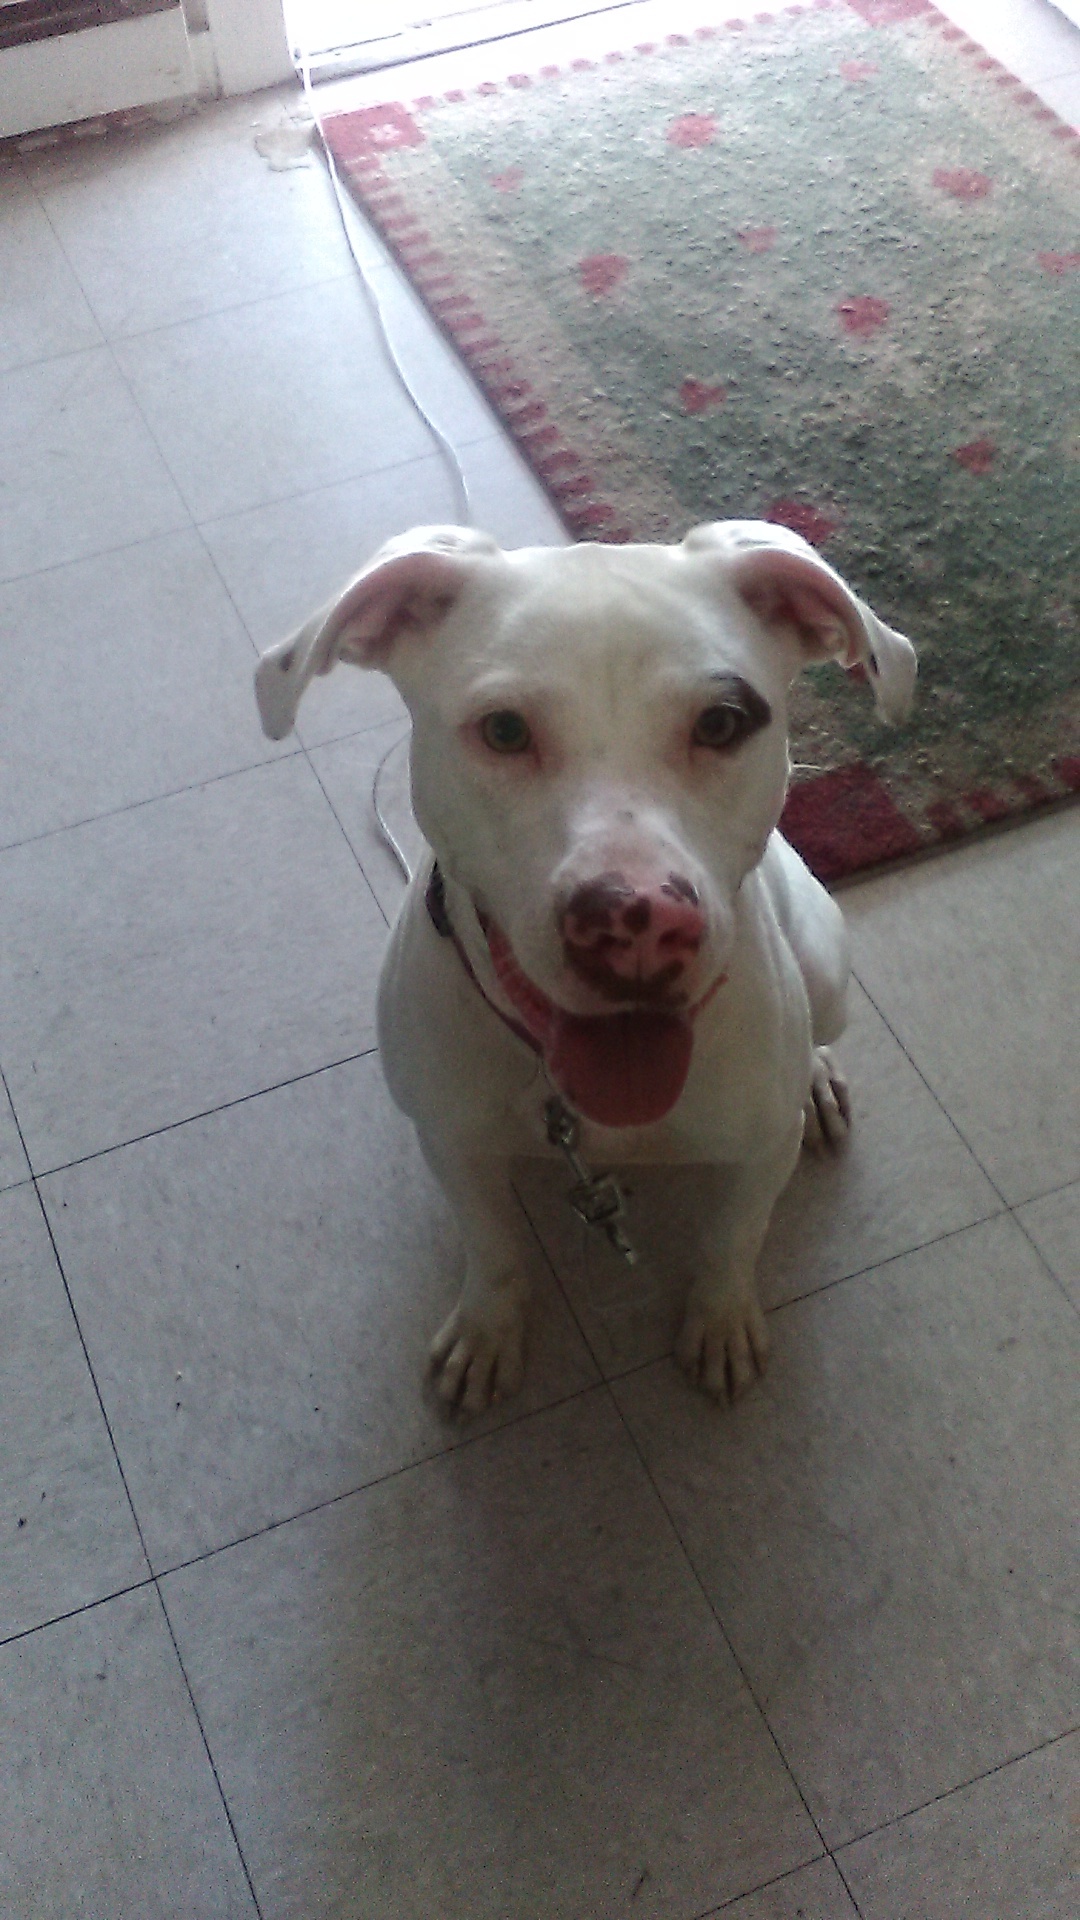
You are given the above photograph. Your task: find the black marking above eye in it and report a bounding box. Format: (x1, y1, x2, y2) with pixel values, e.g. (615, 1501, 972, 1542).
(479, 709, 533, 754)
(693, 676, 772, 752)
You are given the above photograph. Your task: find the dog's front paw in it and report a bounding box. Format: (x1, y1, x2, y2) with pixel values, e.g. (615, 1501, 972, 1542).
(676, 1288, 769, 1403)
(803, 1045, 851, 1152)
(428, 1295, 526, 1416)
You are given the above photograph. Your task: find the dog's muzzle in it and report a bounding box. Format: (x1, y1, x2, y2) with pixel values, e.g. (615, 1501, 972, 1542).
(482, 877, 724, 1128)
(558, 871, 705, 1005)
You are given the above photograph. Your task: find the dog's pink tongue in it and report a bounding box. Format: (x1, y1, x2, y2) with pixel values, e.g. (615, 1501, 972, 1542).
(545, 1011, 693, 1128)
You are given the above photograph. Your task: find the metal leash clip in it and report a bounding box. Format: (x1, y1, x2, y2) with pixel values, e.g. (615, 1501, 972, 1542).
(544, 1096, 637, 1266)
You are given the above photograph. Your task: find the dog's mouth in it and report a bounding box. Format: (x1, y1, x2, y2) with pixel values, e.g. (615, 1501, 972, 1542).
(482, 918, 723, 1128)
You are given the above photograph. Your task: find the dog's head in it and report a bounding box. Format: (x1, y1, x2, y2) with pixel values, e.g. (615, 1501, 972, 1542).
(257, 521, 915, 1126)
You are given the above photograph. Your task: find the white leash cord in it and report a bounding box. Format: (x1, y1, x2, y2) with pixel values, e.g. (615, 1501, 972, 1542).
(293, 36, 478, 888)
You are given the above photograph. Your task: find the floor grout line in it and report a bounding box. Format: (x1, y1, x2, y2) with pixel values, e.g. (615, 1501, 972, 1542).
(515, 1136, 853, 1900)
(0, 745, 304, 859)
(68, 264, 362, 348)
(5, 1345, 1075, 1911)
(690, 1852, 833, 1919)
(7, 1166, 1044, 1608)
(1006, 1203, 1080, 1320)
(831, 1722, 1080, 1857)
(0, 1070, 156, 1581)
(0, 332, 109, 378)
(151, 1581, 266, 1918)
(299, 740, 395, 928)
(10, 191, 497, 579)
(0, 1575, 158, 1654)
(147, 1375, 607, 1584)
(513, 1188, 1016, 1366)
(0, 427, 497, 598)
(606, 1373, 848, 1903)
(606, 1370, 1079, 1915)
(1009, 1170, 1080, 1210)
(190, 482, 419, 935)
(829, 1856, 865, 1920)
(766, 1204, 1012, 1313)
(0, 1176, 604, 1642)
(0, 1072, 269, 1896)
(191, 431, 492, 542)
(850, 968, 1014, 1208)
(0, 518, 196, 592)
(850, 970, 1080, 1318)
(25, 1043, 382, 1183)
(0, 514, 200, 594)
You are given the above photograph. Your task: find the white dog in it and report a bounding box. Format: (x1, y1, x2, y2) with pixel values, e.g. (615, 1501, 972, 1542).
(256, 521, 916, 1413)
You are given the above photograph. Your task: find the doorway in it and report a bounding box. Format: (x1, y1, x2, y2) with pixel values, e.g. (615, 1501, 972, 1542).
(282, 0, 640, 79)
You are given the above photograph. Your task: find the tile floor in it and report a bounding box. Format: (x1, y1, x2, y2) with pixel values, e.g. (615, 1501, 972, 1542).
(1, 2, 1077, 1914)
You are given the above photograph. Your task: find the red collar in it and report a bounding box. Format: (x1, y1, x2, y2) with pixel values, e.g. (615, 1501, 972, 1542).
(425, 862, 541, 1056)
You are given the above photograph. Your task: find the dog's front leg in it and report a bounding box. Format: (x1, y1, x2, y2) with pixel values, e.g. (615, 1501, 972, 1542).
(676, 1125, 802, 1403)
(420, 1136, 530, 1415)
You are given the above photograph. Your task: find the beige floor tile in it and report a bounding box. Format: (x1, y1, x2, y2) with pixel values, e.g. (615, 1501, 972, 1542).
(0, 1186, 148, 1640)
(29, 90, 363, 339)
(0, 531, 292, 848)
(838, 1733, 1079, 1920)
(0, 347, 189, 583)
(162, 1391, 820, 1919)
(845, 813, 1080, 1205)
(1, 1590, 255, 1917)
(720, 1857, 858, 1919)
(112, 274, 488, 524)
(0, 758, 387, 1171)
(1016, 1179, 1080, 1308)
(613, 1215, 1080, 1846)
(0, 172, 103, 373)
(41, 1053, 599, 1568)
(758, 984, 1004, 1303)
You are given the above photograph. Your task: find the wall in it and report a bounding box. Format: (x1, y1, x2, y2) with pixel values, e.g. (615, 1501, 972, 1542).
(0, 0, 293, 137)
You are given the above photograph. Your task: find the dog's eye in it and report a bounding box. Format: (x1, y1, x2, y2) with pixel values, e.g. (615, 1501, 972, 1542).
(692, 704, 746, 751)
(480, 710, 532, 754)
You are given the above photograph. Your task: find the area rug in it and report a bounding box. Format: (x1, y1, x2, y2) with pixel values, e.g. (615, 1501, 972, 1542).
(323, 0, 1079, 880)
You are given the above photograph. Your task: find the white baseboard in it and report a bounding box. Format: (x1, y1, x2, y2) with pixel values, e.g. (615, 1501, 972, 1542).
(0, 9, 197, 139)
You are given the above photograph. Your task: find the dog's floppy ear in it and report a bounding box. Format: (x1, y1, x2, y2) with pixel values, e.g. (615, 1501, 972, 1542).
(683, 519, 917, 724)
(255, 525, 499, 740)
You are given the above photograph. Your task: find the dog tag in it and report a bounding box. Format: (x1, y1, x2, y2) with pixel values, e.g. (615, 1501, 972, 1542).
(544, 1096, 637, 1265)
(567, 1176, 637, 1265)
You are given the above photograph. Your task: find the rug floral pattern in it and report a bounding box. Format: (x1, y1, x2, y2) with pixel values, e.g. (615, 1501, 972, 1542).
(326, 0, 1079, 879)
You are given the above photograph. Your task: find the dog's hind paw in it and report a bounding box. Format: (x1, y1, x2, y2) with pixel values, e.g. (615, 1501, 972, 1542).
(676, 1288, 770, 1403)
(802, 1046, 851, 1153)
(428, 1296, 526, 1416)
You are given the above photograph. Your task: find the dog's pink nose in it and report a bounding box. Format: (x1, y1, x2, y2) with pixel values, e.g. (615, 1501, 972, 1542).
(559, 872, 705, 1003)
